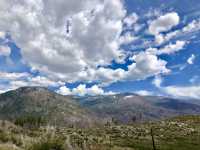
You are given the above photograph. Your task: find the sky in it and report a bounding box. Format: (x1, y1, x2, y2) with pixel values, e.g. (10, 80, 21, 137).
(0, 0, 200, 99)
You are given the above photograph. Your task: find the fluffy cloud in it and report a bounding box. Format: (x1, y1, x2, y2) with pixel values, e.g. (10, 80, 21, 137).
(57, 84, 112, 96)
(149, 12, 180, 35)
(147, 41, 186, 55)
(158, 41, 186, 55)
(148, 12, 180, 44)
(153, 76, 200, 99)
(74, 84, 104, 96)
(0, 0, 128, 82)
(128, 52, 170, 80)
(8, 76, 65, 90)
(1, 0, 170, 87)
(56, 86, 72, 96)
(0, 71, 65, 93)
(187, 54, 195, 65)
(0, 45, 11, 56)
(27, 76, 65, 87)
(156, 19, 200, 44)
(135, 90, 154, 96)
(182, 19, 200, 33)
(0, 72, 29, 81)
(0, 1, 189, 90)
(72, 84, 88, 96)
(45, 47, 170, 86)
(73, 51, 170, 85)
(163, 85, 200, 99)
(0, 72, 29, 93)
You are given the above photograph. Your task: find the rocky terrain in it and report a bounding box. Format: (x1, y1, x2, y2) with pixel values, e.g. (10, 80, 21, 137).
(0, 87, 97, 127)
(75, 93, 200, 123)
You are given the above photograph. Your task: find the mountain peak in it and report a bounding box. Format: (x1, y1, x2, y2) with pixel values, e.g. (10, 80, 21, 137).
(15, 86, 50, 93)
(0, 87, 96, 127)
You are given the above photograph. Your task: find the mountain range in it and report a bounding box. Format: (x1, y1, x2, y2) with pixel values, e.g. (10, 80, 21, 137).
(0, 87, 200, 126)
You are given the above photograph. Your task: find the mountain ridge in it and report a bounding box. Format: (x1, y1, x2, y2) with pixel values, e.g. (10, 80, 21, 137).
(0, 86, 200, 126)
(0, 86, 98, 127)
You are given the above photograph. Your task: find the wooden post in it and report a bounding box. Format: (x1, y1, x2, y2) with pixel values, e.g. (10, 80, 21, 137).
(151, 127, 156, 150)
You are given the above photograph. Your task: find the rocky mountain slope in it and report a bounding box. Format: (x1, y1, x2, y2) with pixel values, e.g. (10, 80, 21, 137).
(0, 87, 200, 126)
(75, 93, 200, 123)
(0, 87, 96, 127)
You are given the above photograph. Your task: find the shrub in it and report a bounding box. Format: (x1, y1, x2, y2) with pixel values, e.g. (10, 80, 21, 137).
(0, 131, 9, 143)
(28, 135, 65, 150)
(14, 115, 46, 128)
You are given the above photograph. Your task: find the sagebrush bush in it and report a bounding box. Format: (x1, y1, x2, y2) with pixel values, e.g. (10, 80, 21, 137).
(14, 115, 46, 128)
(28, 135, 65, 150)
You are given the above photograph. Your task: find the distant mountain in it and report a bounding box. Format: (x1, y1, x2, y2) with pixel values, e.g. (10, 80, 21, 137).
(0, 87, 96, 127)
(75, 93, 200, 123)
(0, 87, 200, 126)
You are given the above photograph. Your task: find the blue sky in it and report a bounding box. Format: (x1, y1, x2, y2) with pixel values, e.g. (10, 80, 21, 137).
(0, 0, 200, 99)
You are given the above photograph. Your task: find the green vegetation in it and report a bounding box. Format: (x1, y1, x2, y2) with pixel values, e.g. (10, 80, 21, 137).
(1, 87, 200, 150)
(28, 134, 65, 150)
(0, 115, 199, 150)
(14, 115, 46, 128)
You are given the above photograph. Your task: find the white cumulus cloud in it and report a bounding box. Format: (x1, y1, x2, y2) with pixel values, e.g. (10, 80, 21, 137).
(152, 76, 200, 99)
(157, 41, 186, 55)
(0, 71, 65, 92)
(135, 90, 154, 96)
(128, 52, 170, 80)
(147, 41, 187, 55)
(56, 86, 73, 96)
(57, 84, 112, 96)
(0, 1, 184, 89)
(149, 12, 180, 35)
(0, 72, 29, 81)
(0, 0, 127, 83)
(163, 85, 200, 99)
(148, 12, 180, 44)
(155, 19, 200, 44)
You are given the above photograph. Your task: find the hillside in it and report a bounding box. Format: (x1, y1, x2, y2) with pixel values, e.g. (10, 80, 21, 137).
(75, 93, 200, 123)
(0, 87, 200, 149)
(0, 116, 200, 150)
(0, 87, 96, 127)
(0, 87, 200, 127)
